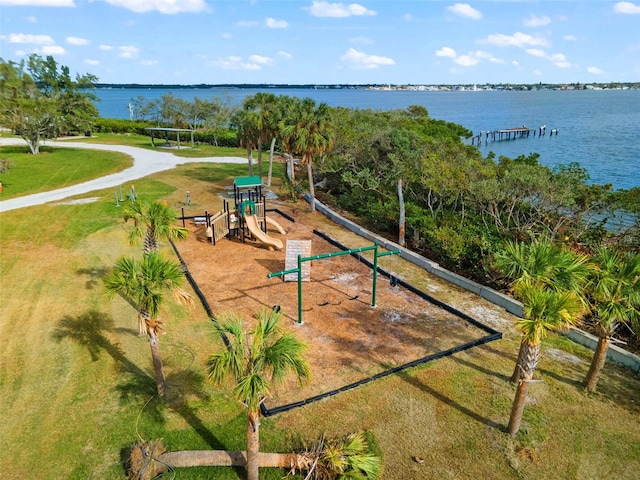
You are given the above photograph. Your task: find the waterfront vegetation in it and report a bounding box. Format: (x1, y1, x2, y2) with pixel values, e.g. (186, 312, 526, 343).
(1, 54, 639, 479)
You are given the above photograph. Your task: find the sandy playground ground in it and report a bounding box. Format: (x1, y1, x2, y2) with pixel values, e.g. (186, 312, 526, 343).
(174, 203, 497, 410)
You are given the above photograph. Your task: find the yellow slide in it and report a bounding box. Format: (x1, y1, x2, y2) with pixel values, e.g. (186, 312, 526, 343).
(245, 214, 284, 250)
(265, 216, 286, 234)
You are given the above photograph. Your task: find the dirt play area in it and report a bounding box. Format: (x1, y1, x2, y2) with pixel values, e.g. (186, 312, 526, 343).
(173, 201, 499, 411)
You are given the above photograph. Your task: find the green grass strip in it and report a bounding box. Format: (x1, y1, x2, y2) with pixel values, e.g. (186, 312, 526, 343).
(0, 146, 132, 200)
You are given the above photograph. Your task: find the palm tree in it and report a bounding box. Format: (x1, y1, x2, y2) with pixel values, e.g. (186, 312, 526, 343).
(277, 95, 300, 183)
(506, 280, 584, 436)
(124, 199, 188, 254)
(309, 431, 382, 480)
(583, 248, 640, 392)
(127, 431, 382, 479)
(494, 238, 590, 382)
(280, 98, 335, 212)
(234, 109, 259, 177)
(243, 92, 278, 179)
(206, 308, 310, 480)
(104, 252, 192, 397)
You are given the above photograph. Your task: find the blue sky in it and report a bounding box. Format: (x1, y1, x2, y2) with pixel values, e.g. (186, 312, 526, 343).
(1, 1, 639, 85)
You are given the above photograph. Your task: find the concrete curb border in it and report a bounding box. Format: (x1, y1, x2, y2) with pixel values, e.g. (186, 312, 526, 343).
(304, 194, 640, 373)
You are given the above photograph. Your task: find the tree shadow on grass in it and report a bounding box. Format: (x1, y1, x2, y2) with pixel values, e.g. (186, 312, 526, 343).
(398, 369, 504, 431)
(53, 309, 228, 448)
(450, 353, 511, 383)
(76, 266, 111, 290)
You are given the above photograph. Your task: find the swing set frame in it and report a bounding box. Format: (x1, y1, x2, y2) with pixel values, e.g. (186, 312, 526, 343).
(267, 243, 401, 325)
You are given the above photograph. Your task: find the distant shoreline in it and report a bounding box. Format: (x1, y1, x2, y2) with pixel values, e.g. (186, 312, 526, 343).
(95, 82, 640, 91)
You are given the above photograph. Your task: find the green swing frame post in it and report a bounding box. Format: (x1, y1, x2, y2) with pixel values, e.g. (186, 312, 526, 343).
(267, 243, 401, 325)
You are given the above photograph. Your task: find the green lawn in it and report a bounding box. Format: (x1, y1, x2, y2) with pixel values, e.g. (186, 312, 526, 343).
(0, 143, 639, 480)
(0, 145, 131, 200)
(67, 133, 248, 158)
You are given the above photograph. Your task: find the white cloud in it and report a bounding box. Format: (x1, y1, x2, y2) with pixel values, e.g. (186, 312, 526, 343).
(437, 47, 497, 67)
(436, 46, 457, 58)
(588, 66, 604, 74)
(40, 45, 66, 55)
(84, 59, 100, 66)
(26, 16, 37, 23)
(265, 17, 288, 28)
(524, 14, 551, 27)
(8, 33, 54, 44)
(278, 50, 293, 59)
(103, 0, 208, 14)
(100, 44, 113, 51)
(473, 50, 491, 59)
(248, 54, 274, 65)
(211, 56, 262, 70)
(447, 3, 482, 20)
(0, 0, 74, 6)
(66, 36, 88, 45)
(525, 48, 571, 68)
(526, 48, 546, 58)
(221, 33, 232, 39)
(340, 48, 394, 70)
(140, 60, 158, 66)
(118, 46, 139, 59)
(237, 20, 260, 27)
(454, 55, 479, 66)
(563, 35, 577, 41)
(481, 31, 549, 48)
(309, 1, 376, 18)
(614, 1, 640, 14)
(403, 13, 413, 22)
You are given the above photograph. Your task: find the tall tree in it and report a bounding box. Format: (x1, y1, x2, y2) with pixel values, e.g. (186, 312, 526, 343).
(506, 280, 584, 436)
(494, 238, 590, 382)
(124, 200, 188, 254)
(243, 92, 278, 178)
(279, 98, 334, 212)
(206, 308, 310, 480)
(276, 95, 299, 182)
(203, 95, 236, 147)
(583, 248, 640, 392)
(0, 55, 98, 154)
(294, 100, 335, 212)
(104, 253, 192, 397)
(233, 109, 259, 177)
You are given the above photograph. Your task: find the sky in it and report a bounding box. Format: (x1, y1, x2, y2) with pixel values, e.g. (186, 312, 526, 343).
(1, 1, 639, 85)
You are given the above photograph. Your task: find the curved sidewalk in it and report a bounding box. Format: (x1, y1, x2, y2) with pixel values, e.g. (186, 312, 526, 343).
(0, 138, 247, 212)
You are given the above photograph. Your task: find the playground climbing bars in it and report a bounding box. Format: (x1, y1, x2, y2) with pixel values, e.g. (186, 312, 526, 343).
(267, 243, 401, 324)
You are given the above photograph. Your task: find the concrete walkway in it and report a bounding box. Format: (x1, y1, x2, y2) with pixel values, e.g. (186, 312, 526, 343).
(0, 137, 247, 212)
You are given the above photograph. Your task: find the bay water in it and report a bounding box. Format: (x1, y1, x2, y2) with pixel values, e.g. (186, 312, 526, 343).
(94, 87, 640, 190)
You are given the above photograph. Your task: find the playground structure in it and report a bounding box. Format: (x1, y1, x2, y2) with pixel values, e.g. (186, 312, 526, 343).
(180, 176, 286, 250)
(268, 242, 401, 325)
(172, 219, 503, 416)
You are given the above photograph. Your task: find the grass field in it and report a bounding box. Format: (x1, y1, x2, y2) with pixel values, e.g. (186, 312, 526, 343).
(0, 141, 639, 480)
(0, 144, 132, 200)
(66, 132, 250, 159)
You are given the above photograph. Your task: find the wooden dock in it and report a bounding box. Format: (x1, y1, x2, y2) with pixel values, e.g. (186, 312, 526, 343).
(471, 125, 558, 145)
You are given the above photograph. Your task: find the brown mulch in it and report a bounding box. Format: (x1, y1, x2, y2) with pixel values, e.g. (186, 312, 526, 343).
(174, 205, 494, 408)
